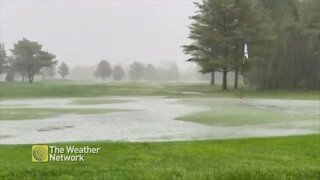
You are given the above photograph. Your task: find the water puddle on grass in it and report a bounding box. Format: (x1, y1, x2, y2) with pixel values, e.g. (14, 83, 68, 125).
(37, 125, 75, 132)
(0, 97, 319, 144)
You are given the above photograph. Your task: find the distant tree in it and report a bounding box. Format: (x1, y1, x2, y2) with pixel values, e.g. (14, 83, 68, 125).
(0, 43, 7, 75)
(167, 63, 179, 81)
(42, 64, 56, 80)
(95, 60, 112, 81)
(5, 71, 14, 82)
(6, 55, 26, 82)
(20, 71, 27, 82)
(58, 62, 69, 79)
(69, 66, 96, 81)
(144, 64, 156, 80)
(38, 70, 46, 81)
(10, 38, 57, 83)
(129, 62, 144, 80)
(113, 65, 125, 81)
(93, 69, 99, 80)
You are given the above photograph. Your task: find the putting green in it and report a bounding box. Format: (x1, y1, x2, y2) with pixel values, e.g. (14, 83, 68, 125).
(176, 98, 319, 127)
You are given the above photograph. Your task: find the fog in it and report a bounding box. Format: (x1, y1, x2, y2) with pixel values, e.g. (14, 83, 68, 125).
(0, 0, 199, 69)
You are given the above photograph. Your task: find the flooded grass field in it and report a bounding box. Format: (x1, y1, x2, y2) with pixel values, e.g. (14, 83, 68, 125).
(1, 94, 319, 144)
(0, 82, 319, 179)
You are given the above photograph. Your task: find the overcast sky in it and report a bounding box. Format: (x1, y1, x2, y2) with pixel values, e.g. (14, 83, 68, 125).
(0, 0, 198, 69)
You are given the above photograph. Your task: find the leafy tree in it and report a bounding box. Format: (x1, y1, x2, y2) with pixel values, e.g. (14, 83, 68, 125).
(129, 62, 144, 80)
(0, 43, 7, 75)
(167, 63, 179, 81)
(144, 64, 156, 80)
(183, 0, 270, 90)
(95, 60, 112, 81)
(5, 71, 14, 82)
(93, 69, 99, 80)
(69, 65, 96, 81)
(10, 38, 57, 83)
(42, 65, 56, 80)
(113, 65, 125, 81)
(58, 62, 69, 79)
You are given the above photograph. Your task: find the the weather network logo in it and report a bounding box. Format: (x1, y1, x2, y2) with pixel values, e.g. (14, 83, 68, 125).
(32, 145, 49, 162)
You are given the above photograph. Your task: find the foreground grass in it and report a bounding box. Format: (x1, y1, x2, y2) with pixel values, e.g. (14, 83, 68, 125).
(0, 81, 319, 100)
(0, 108, 123, 120)
(0, 135, 319, 179)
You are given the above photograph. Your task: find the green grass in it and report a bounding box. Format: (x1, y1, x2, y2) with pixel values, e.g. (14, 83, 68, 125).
(0, 135, 320, 179)
(0, 108, 124, 120)
(176, 108, 317, 126)
(176, 98, 319, 126)
(0, 81, 319, 100)
(71, 98, 129, 105)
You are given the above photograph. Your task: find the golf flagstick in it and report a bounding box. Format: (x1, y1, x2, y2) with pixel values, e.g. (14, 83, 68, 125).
(240, 59, 244, 104)
(241, 43, 248, 104)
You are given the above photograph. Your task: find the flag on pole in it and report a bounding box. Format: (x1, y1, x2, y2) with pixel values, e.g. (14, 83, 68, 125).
(244, 43, 249, 60)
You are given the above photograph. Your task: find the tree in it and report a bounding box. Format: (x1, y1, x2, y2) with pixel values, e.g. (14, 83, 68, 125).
(93, 69, 99, 80)
(0, 43, 7, 75)
(183, 0, 270, 90)
(144, 64, 156, 80)
(42, 64, 56, 80)
(247, 0, 320, 89)
(5, 71, 14, 82)
(69, 65, 96, 81)
(113, 65, 125, 81)
(95, 60, 112, 81)
(58, 62, 69, 79)
(129, 61, 144, 80)
(167, 63, 179, 81)
(10, 38, 57, 83)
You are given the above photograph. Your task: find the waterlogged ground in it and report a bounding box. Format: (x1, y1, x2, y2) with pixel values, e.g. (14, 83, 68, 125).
(0, 97, 319, 144)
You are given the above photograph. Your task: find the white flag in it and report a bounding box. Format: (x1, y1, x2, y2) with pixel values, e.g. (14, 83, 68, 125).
(244, 43, 249, 60)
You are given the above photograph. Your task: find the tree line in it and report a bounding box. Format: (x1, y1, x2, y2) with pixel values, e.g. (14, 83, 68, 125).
(94, 60, 180, 81)
(184, 0, 320, 90)
(0, 38, 181, 83)
(0, 38, 71, 83)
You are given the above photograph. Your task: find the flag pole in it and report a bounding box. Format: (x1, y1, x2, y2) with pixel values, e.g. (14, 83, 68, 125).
(240, 57, 244, 104)
(241, 43, 248, 104)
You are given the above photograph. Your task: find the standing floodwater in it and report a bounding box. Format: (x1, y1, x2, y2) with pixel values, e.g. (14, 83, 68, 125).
(0, 97, 318, 144)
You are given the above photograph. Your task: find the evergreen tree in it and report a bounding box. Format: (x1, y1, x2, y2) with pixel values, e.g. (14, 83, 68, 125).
(183, 0, 270, 90)
(248, 0, 320, 89)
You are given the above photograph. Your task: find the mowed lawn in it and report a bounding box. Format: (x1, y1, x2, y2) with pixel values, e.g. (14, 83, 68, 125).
(0, 135, 320, 179)
(176, 98, 320, 127)
(0, 81, 319, 99)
